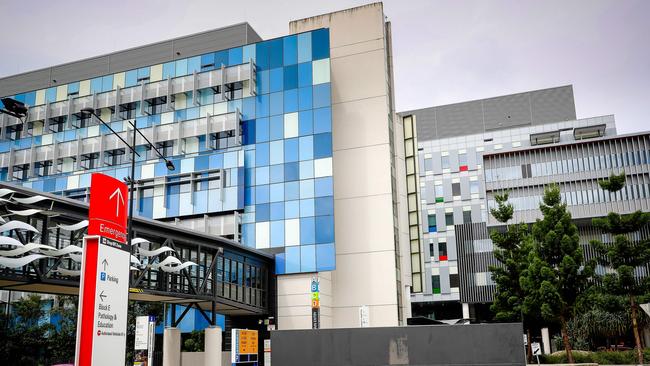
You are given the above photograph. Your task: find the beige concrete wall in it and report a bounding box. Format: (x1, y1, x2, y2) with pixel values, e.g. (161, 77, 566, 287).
(277, 272, 332, 330)
(288, 2, 404, 328)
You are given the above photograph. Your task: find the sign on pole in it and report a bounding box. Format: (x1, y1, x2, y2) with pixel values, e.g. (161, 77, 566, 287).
(231, 329, 259, 364)
(311, 276, 320, 329)
(75, 173, 130, 366)
(134, 315, 156, 366)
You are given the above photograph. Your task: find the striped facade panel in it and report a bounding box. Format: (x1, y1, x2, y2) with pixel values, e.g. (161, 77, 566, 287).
(455, 222, 498, 304)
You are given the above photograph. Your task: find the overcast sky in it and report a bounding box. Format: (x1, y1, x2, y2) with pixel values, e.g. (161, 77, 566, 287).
(1, 0, 647, 133)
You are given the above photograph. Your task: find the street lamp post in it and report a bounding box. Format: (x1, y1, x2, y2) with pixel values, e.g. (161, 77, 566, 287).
(80, 108, 175, 248)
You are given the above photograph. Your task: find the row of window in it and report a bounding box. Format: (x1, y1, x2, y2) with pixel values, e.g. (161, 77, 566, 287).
(429, 241, 448, 261)
(485, 149, 650, 182)
(427, 180, 480, 203)
(431, 273, 460, 294)
(427, 210, 473, 233)
(487, 181, 650, 212)
(423, 150, 477, 173)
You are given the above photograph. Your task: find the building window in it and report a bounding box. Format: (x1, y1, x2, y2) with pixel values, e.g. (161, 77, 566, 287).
(156, 141, 174, 158)
(6, 124, 23, 140)
(427, 214, 437, 233)
(12, 164, 29, 181)
(210, 130, 236, 150)
(424, 158, 433, 172)
(459, 151, 468, 171)
(450, 273, 460, 288)
(104, 148, 126, 166)
(452, 182, 461, 197)
(470, 181, 480, 195)
(463, 209, 472, 223)
(441, 154, 450, 170)
(429, 242, 435, 257)
(435, 183, 444, 202)
(432, 275, 441, 294)
(34, 160, 53, 177)
(81, 153, 100, 170)
(521, 163, 532, 178)
(49, 117, 66, 133)
(57, 157, 76, 173)
(445, 212, 454, 226)
(147, 97, 167, 115)
(438, 241, 448, 261)
(119, 102, 137, 120)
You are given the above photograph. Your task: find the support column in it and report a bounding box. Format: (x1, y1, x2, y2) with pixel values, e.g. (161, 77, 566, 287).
(204, 326, 223, 366)
(462, 303, 470, 320)
(541, 327, 551, 354)
(163, 327, 181, 366)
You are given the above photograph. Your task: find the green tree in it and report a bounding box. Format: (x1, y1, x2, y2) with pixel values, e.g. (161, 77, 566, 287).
(488, 192, 536, 360)
(521, 184, 594, 364)
(590, 171, 650, 364)
(0, 294, 54, 364)
(48, 296, 78, 364)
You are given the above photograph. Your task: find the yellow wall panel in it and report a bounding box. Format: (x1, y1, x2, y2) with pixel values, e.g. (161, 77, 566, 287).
(79, 80, 91, 96)
(150, 64, 163, 82)
(113, 72, 125, 89)
(56, 85, 68, 101)
(175, 93, 187, 109)
(100, 108, 112, 122)
(35, 89, 45, 105)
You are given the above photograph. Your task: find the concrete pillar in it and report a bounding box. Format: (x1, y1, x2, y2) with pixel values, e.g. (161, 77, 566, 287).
(204, 326, 223, 366)
(541, 327, 551, 354)
(462, 303, 470, 319)
(163, 327, 181, 366)
(643, 326, 650, 349)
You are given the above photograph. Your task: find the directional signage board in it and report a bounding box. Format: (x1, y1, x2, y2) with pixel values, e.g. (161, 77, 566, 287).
(75, 173, 130, 366)
(311, 276, 320, 329)
(231, 329, 259, 364)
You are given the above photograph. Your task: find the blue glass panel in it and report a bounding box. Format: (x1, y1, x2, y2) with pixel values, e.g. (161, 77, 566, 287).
(298, 87, 313, 111)
(267, 182, 283, 203)
(68, 82, 80, 94)
(284, 138, 299, 163)
(283, 64, 298, 90)
(245, 150, 255, 168)
(137, 67, 150, 79)
(195, 156, 209, 171)
(299, 136, 314, 161)
(209, 153, 223, 169)
(300, 198, 315, 217)
(201, 53, 215, 70)
(194, 191, 208, 213)
(298, 110, 313, 136)
(125, 70, 138, 87)
(299, 160, 314, 180)
(314, 133, 332, 159)
(275, 253, 286, 274)
(175, 59, 188, 76)
(255, 142, 269, 166)
(44, 179, 56, 192)
(312, 28, 330, 60)
(214, 50, 229, 68)
(90, 78, 103, 94)
(243, 223, 256, 248)
(55, 177, 66, 191)
(242, 120, 256, 145)
(270, 92, 283, 116)
(314, 107, 332, 134)
(227, 99, 242, 114)
(186, 107, 199, 120)
(256, 203, 270, 221)
(285, 200, 299, 219)
(269, 68, 283, 93)
(283, 89, 298, 113)
(255, 94, 270, 118)
(269, 140, 283, 165)
(316, 243, 335, 271)
(270, 201, 284, 220)
(245, 168, 255, 186)
(300, 217, 315, 244)
(314, 177, 333, 197)
(269, 39, 283, 69)
(315, 215, 334, 243)
(244, 187, 254, 205)
(270, 220, 285, 247)
(243, 44, 256, 64)
(285, 246, 300, 274)
(23, 91, 36, 106)
(301, 245, 316, 272)
(255, 117, 270, 143)
(300, 179, 314, 199)
(163, 62, 176, 79)
(102, 75, 114, 92)
(46, 88, 57, 103)
(187, 56, 201, 73)
(255, 166, 269, 185)
(283, 35, 298, 66)
(224, 151, 239, 168)
(285, 181, 299, 200)
(315, 196, 334, 216)
(269, 115, 284, 141)
(270, 164, 284, 183)
(228, 47, 243, 66)
(167, 194, 180, 216)
(297, 32, 312, 63)
(256, 41, 270, 71)
(298, 62, 312, 88)
(255, 185, 270, 204)
(313, 83, 331, 109)
(242, 97, 255, 120)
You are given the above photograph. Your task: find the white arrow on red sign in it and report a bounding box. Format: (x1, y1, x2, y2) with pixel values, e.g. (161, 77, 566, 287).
(109, 188, 125, 217)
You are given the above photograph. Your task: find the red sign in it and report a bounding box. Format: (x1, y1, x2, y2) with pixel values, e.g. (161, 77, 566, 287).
(88, 173, 128, 244)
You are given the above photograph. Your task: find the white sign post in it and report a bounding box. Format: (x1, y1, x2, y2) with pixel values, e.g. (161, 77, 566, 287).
(134, 315, 156, 366)
(359, 305, 370, 328)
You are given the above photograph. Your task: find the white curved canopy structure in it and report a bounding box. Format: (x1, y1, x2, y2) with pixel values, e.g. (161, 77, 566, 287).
(0, 236, 23, 247)
(150, 256, 182, 269)
(56, 220, 88, 231)
(54, 268, 81, 277)
(12, 195, 50, 205)
(131, 238, 151, 245)
(159, 261, 198, 273)
(138, 246, 176, 257)
(41, 245, 83, 257)
(0, 243, 57, 257)
(69, 253, 82, 263)
(0, 188, 15, 198)
(8, 209, 43, 217)
(0, 254, 50, 269)
(0, 220, 40, 233)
